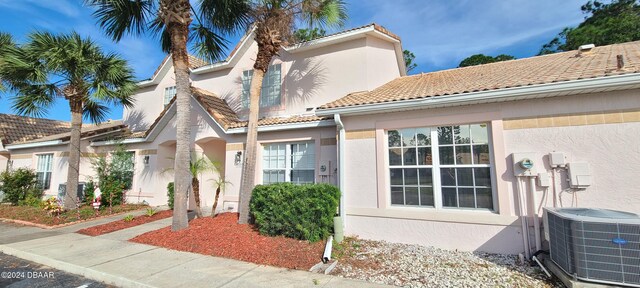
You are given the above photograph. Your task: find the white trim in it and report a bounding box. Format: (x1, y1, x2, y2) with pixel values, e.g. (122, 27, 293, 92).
(226, 119, 335, 134)
(6, 140, 65, 150)
(136, 56, 173, 88)
(316, 72, 640, 116)
(90, 138, 146, 147)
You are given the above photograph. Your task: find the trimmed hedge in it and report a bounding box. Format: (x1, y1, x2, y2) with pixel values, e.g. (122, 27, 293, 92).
(250, 183, 340, 242)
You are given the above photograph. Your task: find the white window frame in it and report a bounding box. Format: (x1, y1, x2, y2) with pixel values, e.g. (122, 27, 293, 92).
(387, 123, 494, 211)
(164, 86, 176, 107)
(36, 153, 53, 190)
(241, 64, 282, 109)
(262, 141, 315, 184)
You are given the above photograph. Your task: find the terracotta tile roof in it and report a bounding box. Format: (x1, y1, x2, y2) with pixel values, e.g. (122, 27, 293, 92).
(13, 121, 127, 145)
(319, 41, 640, 110)
(140, 86, 331, 138)
(0, 114, 70, 145)
(228, 115, 332, 129)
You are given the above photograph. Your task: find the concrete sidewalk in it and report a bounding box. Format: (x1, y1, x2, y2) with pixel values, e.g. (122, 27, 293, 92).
(0, 219, 388, 288)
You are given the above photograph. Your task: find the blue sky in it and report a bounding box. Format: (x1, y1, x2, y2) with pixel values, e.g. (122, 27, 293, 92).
(0, 0, 587, 122)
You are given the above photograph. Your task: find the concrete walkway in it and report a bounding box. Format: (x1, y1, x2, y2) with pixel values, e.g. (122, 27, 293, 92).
(0, 216, 388, 288)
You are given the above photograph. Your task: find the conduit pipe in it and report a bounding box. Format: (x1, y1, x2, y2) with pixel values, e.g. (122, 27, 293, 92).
(530, 177, 542, 253)
(516, 177, 531, 259)
(334, 114, 346, 228)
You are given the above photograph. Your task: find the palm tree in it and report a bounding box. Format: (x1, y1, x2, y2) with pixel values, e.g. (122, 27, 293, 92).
(210, 160, 231, 217)
(0, 32, 17, 92)
(237, 0, 347, 224)
(0, 31, 136, 209)
(85, 0, 250, 231)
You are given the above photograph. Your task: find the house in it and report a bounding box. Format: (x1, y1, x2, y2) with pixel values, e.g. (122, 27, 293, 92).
(2, 23, 640, 255)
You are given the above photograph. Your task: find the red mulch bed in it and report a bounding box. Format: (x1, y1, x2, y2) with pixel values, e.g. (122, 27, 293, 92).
(77, 210, 173, 236)
(130, 213, 326, 270)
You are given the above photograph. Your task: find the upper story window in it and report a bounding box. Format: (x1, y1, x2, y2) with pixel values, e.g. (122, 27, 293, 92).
(164, 86, 176, 107)
(242, 64, 282, 109)
(36, 153, 53, 189)
(388, 124, 493, 210)
(262, 141, 315, 184)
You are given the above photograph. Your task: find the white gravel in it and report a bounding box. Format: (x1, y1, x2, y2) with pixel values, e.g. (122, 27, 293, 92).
(331, 238, 561, 288)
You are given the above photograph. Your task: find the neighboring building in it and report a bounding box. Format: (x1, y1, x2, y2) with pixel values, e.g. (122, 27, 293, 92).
(2, 23, 640, 255)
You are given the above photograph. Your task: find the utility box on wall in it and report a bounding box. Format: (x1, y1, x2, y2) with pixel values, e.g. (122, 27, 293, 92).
(512, 153, 537, 177)
(567, 162, 591, 188)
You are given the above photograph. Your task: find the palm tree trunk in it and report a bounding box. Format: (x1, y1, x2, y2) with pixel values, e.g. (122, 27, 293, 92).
(64, 98, 83, 210)
(238, 68, 265, 224)
(211, 186, 221, 217)
(167, 16, 191, 231)
(192, 177, 202, 218)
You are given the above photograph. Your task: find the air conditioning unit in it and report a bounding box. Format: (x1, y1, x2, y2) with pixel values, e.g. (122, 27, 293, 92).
(544, 208, 640, 287)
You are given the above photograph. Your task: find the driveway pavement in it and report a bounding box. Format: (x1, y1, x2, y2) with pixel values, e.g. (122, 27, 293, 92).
(0, 216, 388, 288)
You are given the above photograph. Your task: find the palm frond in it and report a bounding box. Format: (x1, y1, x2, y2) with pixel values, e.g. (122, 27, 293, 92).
(189, 23, 229, 62)
(198, 0, 251, 34)
(82, 98, 110, 124)
(85, 0, 155, 41)
(301, 0, 347, 29)
(11, 84, 58, 117)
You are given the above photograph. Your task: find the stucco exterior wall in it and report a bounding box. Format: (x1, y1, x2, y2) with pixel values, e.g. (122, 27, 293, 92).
(338, 88, 640, 254)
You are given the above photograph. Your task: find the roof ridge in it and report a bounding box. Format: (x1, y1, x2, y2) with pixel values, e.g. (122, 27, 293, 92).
(406, 40, 640, 78)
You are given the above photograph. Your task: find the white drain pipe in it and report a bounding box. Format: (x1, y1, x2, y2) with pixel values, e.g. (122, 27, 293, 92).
(516, 177, 531, 259)
(530, 177, 542, 253)
(334, 114, 346, 228)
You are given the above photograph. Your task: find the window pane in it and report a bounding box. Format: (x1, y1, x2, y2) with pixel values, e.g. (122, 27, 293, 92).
(292, 170, 314, 184)
(454, 125, 471, 144)
(459, 188, 475, 208)
(471, 124, 488, 144)
(388, 130, 401, 147)
(416, 128, 431, 146)
(456, 168, 474, 186)
(403, 148, 416, 165)
(405, 187, 419, 205)
(417, 147, 432, 165)
(442, 188, 457, 207)
(473, 145, 490, 164)
(438, 126, 453, 144)
(440, 168, 456, 186)
(455, 145, 472, 164)
(476, 188, 493, 209)
(418, 168, 432, 186)
(390, 169, 403, 185)
(404, 169, 418, 186)
(400, 128, 416, 147)
(389, 149, 402, 165)
(474, 168, 491, 187)
(419, 186, 434, 206)
(391, 186, 404, 205)
(439, 146, 454, 165)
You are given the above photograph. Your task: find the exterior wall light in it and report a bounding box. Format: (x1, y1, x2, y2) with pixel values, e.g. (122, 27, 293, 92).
(143, 155, 150, 166)
(235, 151, 242, 166)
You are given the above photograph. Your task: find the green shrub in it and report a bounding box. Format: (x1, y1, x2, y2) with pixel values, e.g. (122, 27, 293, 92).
(0, 168, 43, 205)
(18, 194, 43, 207)
(123, 214, 134, 222)
(99, 177, 125, 206)
(250, 183, 340, 242)
(167, 182, 174, 210)
(84, 180, 96, 204)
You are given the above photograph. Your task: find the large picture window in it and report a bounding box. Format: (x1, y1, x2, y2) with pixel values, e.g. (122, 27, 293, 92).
(388, 124, 493, 210)
(36, 153, 53, 189)
(263, 141, 315, 184)
(242, 64, 282, 109)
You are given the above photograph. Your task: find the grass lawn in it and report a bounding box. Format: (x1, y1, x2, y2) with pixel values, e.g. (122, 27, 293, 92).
(0, 203, 147, 226)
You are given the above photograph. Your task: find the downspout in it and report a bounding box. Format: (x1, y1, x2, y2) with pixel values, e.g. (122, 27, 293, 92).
(334, 114, 346, 228)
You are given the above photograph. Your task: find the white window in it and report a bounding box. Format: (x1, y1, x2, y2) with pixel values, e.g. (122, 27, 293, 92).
(388, 124, 493, 210)
(262, 141, 315, 184)
(241, 64, 282, 109)
(36, 154, 53, 189)
(164, 86, 176, 106)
